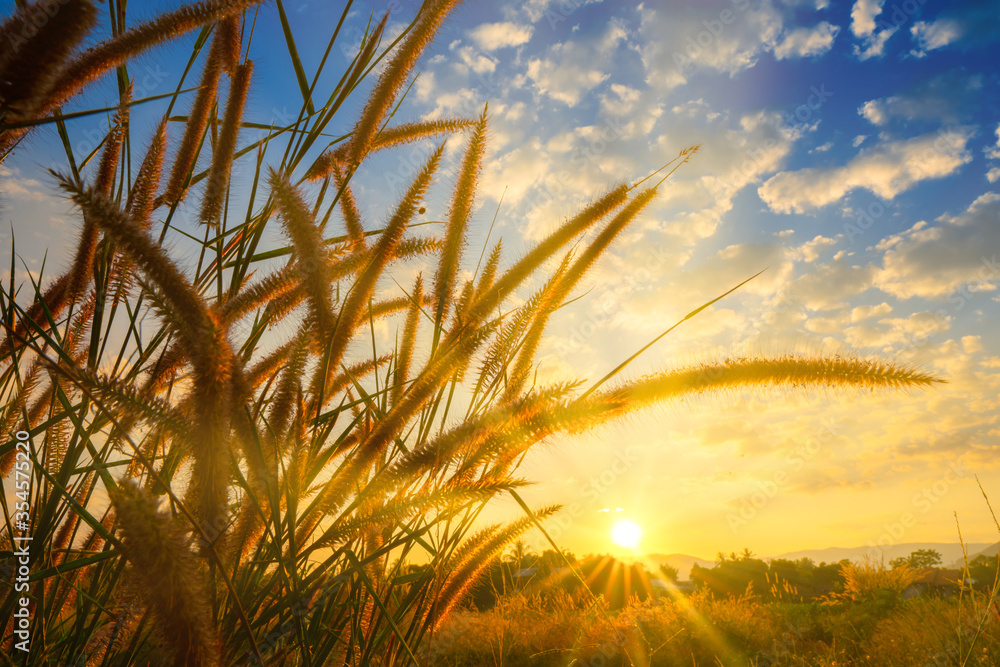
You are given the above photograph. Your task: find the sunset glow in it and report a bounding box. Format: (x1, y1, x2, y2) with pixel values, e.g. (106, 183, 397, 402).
(611, 520, 642, 550)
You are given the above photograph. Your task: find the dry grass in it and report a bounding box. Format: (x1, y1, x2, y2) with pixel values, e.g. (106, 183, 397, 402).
(0, 1, 943, 665)
(428, 590, 1000, 666)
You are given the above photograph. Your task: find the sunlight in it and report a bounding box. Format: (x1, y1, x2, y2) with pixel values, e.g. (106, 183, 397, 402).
(611, 520, 642, 549)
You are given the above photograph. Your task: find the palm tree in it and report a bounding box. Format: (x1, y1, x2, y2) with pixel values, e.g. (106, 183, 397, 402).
(503, 539, 539, 570)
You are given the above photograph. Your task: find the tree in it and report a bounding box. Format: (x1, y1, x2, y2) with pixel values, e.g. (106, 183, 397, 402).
(659, 563, 680, 583)
(967, 554, 1000, 591)
(502, 539, 538, 570)
(891, 549, 943, 569)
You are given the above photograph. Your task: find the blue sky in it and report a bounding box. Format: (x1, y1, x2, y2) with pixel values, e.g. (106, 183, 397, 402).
(3, 0, 1000, 560)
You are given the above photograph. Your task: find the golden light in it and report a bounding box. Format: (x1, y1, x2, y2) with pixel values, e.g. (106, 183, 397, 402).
(611, 520, 642, 549)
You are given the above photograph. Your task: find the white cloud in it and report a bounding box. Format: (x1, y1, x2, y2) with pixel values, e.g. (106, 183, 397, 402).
(850, 302, 892, 322)
(526, 58, 607, 106)
(782, 256, 877, 311)
(853, 134, 867, 147)
(454, 45, 496, 74)
(988, 167, 1000, 184)
(637, 2, 783, 85)
(0, 166, 47, 201)
(525, 22, 625, 105)
(774, 22, 840, 59)
(986, 123, 1000, 160)
(848, 1, 898, 60)
(599, 83, 641, 117)
(874, 192, 1000, 299)
(843, 311, 951, 349)
(758, 128, 974, 214)
(850, 0, 884, 37)
(858, 100, 887, 126)
(468, 22, 533, 51)
(852, 25, 897, 60)
(790, 234, 837, 262)
(910, 18, 962, 54)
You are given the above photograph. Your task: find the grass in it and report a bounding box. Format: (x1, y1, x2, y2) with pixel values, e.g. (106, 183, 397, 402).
(427, 591, 1000, 666)
(0, 0, 943, 664)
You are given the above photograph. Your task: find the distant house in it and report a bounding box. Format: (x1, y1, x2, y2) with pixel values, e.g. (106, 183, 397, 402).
(903, 568, 965, 598)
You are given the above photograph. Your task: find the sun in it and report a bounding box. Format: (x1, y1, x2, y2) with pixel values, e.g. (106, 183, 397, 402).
(611, 520, 642, 549)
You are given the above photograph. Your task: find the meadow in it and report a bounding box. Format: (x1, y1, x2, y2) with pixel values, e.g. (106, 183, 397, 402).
(425, 548, 1000, 665)
(0, 1, 953, 665)
(427, 589, 1000, 666)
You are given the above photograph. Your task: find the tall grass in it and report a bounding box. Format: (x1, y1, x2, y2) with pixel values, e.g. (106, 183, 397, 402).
(0, 1, 941, 664)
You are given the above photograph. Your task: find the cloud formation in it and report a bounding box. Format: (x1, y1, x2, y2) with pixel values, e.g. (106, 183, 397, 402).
(758, 128, 974, 213)
(774, 22, 840, 59)
(875, 192, 1000, 299)
(468, 21, 532, 51)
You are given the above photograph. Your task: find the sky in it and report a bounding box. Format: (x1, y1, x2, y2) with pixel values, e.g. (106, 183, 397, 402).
(3, 0, 1000, 563)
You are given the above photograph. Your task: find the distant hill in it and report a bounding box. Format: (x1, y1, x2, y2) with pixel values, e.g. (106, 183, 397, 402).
(643, 553, 714, 580)
(948, 541, 1000, 568)
(775, 543, 992, 567)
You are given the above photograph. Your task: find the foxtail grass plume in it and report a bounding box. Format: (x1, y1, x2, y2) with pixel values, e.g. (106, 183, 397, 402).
(42, 0, 261, 118)
(199, 59, 253, 226)
(0, 0, 97, 122)
(111, 481, 220, 667)
(431, 107, 488, 345)
(347, 0, 462, 166)
(270, 169, 336, 340)
(164, 16, 232, 203)
(63, 181, 237, 535)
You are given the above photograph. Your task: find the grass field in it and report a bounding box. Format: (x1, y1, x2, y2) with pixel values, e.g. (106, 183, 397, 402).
(428, 591, 1000, 666)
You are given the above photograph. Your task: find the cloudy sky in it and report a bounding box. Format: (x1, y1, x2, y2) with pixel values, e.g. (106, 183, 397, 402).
(3, 0, 1000, 561)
